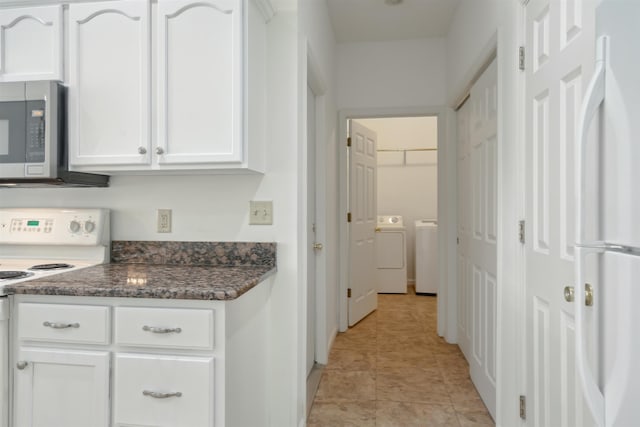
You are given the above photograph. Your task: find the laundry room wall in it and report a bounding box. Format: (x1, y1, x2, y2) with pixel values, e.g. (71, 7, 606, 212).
(355, 116, 438, 284)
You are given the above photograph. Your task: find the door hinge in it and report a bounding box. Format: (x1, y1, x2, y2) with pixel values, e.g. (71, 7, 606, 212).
(347, 212, 352, 223)
(519, 395, 526, 420)
(347, 137, 352, 147)
(519, 46, 525, 71)
(347, 288, 352, 298)
(519, 220, 525, 244)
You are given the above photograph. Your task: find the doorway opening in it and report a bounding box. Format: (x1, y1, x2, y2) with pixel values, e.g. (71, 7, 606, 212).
(356, 116, 439, 299)
(337, 107, 450, 335)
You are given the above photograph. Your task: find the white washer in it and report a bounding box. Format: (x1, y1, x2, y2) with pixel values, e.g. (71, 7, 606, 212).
(375, 215, 407, 294)
(415, 220, 438, 294)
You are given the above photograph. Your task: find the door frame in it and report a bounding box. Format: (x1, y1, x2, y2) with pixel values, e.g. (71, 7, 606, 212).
(337, 106, 457, 342)
(304, 45, 329, 367)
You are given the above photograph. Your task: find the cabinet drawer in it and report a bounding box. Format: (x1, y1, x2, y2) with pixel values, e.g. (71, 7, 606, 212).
(114, 307, 214, 350)
(113, 353, 214, 427)
(17, 303, 110, 345)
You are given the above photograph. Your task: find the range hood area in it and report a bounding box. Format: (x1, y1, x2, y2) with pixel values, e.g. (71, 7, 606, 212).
(0, 170, 109, 188)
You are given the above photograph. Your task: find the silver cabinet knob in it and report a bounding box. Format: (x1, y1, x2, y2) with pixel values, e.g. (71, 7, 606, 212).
(16, 361, 28, 370)
(313, 243, 323, 250)
(155, 147, 164, 155)
(138, 146, 147, 154)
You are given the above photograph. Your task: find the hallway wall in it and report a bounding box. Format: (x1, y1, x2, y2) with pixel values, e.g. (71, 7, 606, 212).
(336, 38, 447, 109)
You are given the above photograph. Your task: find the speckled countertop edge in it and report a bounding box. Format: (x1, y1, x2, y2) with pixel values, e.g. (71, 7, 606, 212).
(4, 241, 277, 301)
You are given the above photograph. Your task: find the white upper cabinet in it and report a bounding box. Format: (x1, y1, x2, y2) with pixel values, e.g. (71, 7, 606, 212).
(68, 0, 151, 167)
(157, 0, 243, 166)
(67, 0, 266, 173)
(0, 5, 63, 82)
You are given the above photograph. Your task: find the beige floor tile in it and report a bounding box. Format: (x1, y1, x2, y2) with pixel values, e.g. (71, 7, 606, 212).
(376, 350, 440, 370)
(456, 408, 496, 427)
(376, 368, 451, 405)
(311, 292, 493, 425)
(307, 401, 376, 427)
(314, 370, 376, 402)
(326, 348, 377, 371)
(375, 401, 461, 427)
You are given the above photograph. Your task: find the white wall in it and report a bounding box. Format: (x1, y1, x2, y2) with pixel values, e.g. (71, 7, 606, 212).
(445, 0, 499, 104)
(336, 38, 447, 109)
(355, 116, 438, 283)
(0, 8, 302, 427)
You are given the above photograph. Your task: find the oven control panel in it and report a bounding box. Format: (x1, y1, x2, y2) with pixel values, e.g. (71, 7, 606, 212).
(0, 208, 110, 245)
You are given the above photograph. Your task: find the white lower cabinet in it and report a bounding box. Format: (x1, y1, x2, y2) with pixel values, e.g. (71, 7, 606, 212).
(13, 348, 110, 427)
(113, 354, 214, 427)
(10, 287, 269, 427)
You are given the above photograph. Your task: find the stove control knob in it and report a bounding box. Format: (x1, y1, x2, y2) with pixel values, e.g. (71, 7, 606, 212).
(69, 220, 81, 233)
(84, 221, 96, 233)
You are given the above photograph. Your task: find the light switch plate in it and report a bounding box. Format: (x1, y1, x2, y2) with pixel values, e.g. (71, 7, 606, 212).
(249, 201, 273, 225)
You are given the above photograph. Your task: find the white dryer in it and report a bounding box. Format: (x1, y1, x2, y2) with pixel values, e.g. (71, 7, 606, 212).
(375, 215, 407, 294)
(415, 220, 438, 295)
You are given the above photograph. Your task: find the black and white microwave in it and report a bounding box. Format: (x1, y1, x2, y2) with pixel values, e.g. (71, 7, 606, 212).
(0, 81, 108, 187)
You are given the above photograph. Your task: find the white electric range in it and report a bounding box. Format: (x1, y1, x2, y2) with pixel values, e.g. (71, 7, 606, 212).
(0, 208, 110, 427)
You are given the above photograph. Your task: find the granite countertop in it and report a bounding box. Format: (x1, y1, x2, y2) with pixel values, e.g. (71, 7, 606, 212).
(5, 241, 277, 301)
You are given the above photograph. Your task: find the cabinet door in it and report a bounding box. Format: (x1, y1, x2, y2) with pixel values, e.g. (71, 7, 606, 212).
(13, 348, 110, 427)
(156, 0, 243, 166)
(113, 353, 214, 427)
(68, 0, 151, 168)
(0, 6, 63, 82)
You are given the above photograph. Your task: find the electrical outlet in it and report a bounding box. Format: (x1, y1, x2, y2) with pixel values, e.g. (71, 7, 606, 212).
(157, 209, 172, 233)
(249, 201, 273, 225)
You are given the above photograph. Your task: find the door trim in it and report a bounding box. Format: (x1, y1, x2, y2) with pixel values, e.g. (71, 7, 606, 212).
(337, 106, 454, 341)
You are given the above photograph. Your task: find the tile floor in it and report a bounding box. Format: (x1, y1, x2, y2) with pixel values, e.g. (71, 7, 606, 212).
(308, 287, 495, 427)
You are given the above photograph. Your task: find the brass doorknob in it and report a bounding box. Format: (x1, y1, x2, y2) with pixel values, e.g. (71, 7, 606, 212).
(564, 284, 594, 306)
(313, 243, 323, 250)
(564, 286, 575, 302)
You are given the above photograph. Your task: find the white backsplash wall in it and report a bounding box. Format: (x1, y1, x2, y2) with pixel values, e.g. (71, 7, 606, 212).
(355, 117, 438, 284)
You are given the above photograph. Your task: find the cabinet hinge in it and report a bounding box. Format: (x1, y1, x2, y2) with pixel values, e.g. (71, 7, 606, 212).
(347, 137, 352, 147)
(519, 220, 525, 244)
(347, 288, 352, 298)
(347, 212, 352, 223)
(519, 395, 526, 420)
(519, 46, 525, 71)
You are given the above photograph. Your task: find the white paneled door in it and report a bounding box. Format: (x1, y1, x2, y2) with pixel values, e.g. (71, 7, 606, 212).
(524, 0, 596, 425)
(463, 59, 498, 420)
(348, 120, 377, 326)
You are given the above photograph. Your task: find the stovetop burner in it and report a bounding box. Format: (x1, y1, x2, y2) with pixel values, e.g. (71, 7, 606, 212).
(0, 271, 34, 280)
(29, 263, 75, 271)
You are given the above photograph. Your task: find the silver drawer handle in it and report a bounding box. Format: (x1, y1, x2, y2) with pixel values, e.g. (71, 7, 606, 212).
(43, 321, 80, 329)
(142, 325, 182, 334)
(16, 361, 28, 370)
(142, 390, 182, 399)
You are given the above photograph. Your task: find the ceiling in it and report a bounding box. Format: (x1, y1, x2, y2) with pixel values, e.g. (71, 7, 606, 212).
(326, 0, 461, 43)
